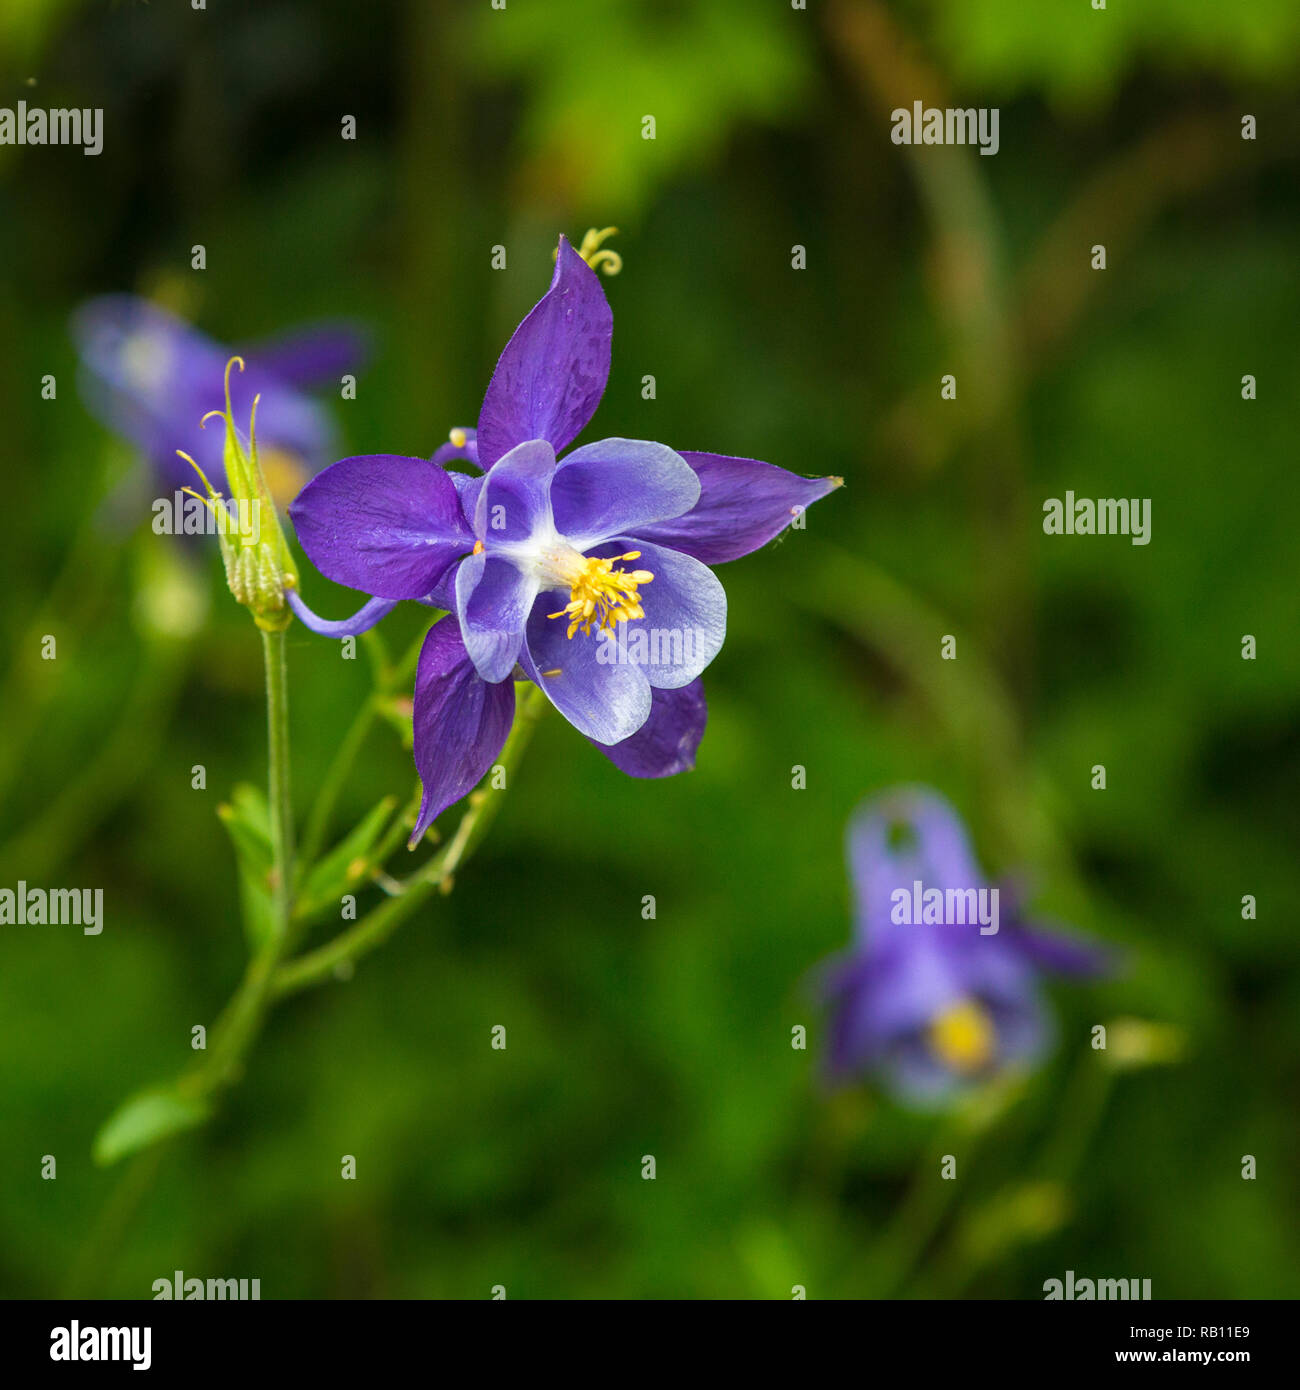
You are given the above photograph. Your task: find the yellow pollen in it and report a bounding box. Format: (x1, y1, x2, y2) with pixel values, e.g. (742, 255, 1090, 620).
(258, 447, 309, 510)
(450, 427, 467, 449)
(472, 539, 484, 555)
(927, 998, 996, 1075)
(547, 551, 653, 639)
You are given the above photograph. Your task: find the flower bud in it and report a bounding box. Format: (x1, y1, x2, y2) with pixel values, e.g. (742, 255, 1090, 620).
(179, 357, 299, 631)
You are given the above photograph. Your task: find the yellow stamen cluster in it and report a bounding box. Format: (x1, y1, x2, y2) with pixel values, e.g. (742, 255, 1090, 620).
(548, 551, 653, 638)
(927, 998, 996, 1075)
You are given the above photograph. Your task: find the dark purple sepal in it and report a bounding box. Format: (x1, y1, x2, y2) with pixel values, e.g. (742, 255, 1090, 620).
(590, 678, 707, 777)
(475, 237, 612, 469)
(410, 619, 517, 844)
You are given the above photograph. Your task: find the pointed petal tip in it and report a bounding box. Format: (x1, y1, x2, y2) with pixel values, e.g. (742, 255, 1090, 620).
(634, 452, 840, 565)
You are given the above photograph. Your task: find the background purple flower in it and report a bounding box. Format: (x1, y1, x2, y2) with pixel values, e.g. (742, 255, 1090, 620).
(818, 786, 1111, 1104)
(73, 294, 367, 502)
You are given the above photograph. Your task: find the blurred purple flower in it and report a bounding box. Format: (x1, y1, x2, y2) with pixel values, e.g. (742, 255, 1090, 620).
(289, 235, 840, 837)
(72, 294, 367, 502)
(817, 787, 1111, 1104)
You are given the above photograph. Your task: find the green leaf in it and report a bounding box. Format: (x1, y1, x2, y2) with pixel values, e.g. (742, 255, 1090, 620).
(298, 796, 399, 915)
(93, 1087, 212, 1167)
(217, 783, 276, 949)
(225, 782, 272, 848)
(375, 694, 415, 750)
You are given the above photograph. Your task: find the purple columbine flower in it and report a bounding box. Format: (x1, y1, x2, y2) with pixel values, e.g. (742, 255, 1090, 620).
(72, 293, 367, 502)
(817, 787, 1111, 1104)
(289, 235, 841, 837)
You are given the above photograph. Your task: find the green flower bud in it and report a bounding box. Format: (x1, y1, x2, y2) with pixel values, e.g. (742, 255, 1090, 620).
(178, 357, 300, 631)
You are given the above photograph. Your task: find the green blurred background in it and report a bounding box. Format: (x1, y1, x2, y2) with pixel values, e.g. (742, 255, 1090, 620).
(1, 0, 1298, 1298)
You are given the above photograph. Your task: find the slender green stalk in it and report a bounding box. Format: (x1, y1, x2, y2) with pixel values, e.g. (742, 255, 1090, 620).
(1036, 1052, 1116, 1182)
(262, 627, 295, 943)
(72, 626, 298, 1290)
(64, 1145, 166, 1298)
(928, 1056, 1119, 1298)
(298, 693, 378, 870)
(864, 1123, 981, 1297)
(298, 619, 434, 871)
(176, 629, 298, 1099)
(271, 683, 547, 998)
(80, 638, 544, 1298)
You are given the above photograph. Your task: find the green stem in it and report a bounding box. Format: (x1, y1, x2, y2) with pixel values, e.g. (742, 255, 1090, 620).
(386, 616, 438, 690)
(174, 628, 297, 1099)
(64, 1145, 165, 1297)
(262, 627, 295, 944)
(72, 625, 296, 1289)
(1036, 1052, 1116, 1183)
(271, 683, 546, 999)
(931, 1055, 1119, 1298)
(298, 693, 378, 871)
(297, 617, 434, 872)
(865, 1123, 979, 1297)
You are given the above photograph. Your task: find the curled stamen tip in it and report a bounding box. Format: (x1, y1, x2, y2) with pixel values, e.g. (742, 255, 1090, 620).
(221, 355, 245, 396)
(221, 354, 245, 418)
(176, 449, 220, 500)
(560, 225, 624, 276)
(198, 408, 224, 430)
